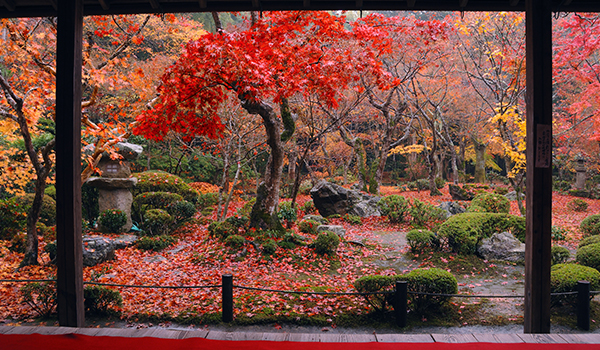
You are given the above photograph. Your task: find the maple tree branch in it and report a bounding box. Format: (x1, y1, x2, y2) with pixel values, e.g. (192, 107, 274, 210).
(96, 15, 151, 70)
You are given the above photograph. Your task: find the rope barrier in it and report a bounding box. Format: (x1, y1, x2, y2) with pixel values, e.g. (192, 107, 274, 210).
(234, 285, 394, 296)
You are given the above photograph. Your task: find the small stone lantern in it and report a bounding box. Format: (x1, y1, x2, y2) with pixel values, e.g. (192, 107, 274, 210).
(86, 142, 143, 231)
(574, 155, 586, 190)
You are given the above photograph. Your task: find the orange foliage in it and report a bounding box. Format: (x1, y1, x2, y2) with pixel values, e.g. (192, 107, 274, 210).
(188, 182, 219, 194)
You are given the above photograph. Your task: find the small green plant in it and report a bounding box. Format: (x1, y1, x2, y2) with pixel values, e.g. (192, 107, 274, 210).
(298, 219, 320, 234)
(140, 209, 173, 236)
(343, 214, 362, 225)
(83, 285, 123, 315)
(224, 234, 246, 249)
(435, 177, 445, 189)
(409, 199, 446, 229)
(313, 231, 340, 255)
(576, 242, 600, 271)
(378, 195, 410, 223)
(354, 275, 396, 312)
(551, 246, 570, 265)
(167, 200, 197, 222)
(261, 239, 277, 256)
(277, 201, 298, 228)
(494, 186, 509, 195)
(551, 226, 569, 241)
(470, 192, 510, 214)
(277, 232, 304, 250)
(581, 214, 600, 236)
(197, 192, 219, 210)
(135, 235, 177, 251)
(208, 221, 238, 240)
(20, 281, 57, 317)
(406, 229, 439, 254)
(301, 200, 316, 214)
(568, 198, 588, 212)
(98, 209, 127, 233)
(553, 180, 572, 192)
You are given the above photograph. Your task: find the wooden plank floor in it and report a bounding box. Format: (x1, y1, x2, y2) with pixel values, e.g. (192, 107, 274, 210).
(1, 326, 600, 343)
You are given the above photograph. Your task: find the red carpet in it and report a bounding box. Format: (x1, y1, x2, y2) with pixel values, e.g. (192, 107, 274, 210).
(0, 333, 596, 350)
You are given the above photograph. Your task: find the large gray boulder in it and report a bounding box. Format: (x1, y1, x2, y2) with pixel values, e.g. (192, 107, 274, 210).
(317, 225, 346, 238)
(477, 231, 525, 263)
(505, 191, 525, 201)
(82, 234, 137, 267)
(310, 180, 381, 218)
(438, 201, 466, 218)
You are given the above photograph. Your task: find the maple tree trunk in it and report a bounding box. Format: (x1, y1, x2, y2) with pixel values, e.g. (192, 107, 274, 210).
(243, 98, 293, 230)
(473, 138, 487, 183)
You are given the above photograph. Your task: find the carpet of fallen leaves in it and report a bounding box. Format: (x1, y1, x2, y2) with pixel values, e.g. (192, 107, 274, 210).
(0, 186, 597, 322)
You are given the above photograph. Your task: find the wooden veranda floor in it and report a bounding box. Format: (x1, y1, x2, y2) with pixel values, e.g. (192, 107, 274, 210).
(1, 326, 600, 344)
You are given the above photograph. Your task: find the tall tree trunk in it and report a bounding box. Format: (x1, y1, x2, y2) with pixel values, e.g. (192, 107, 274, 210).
(339, 126, 367, 191)
(473, 138, 487, 183)
(244, 98, 294, 231)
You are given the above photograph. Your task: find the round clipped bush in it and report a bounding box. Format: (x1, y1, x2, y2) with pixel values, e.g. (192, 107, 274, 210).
(580, 214, 600, 236)
(378, 195, 410, 223)
(44, 186, 56, 200)
(399, 268, 458, 311)
(167, 200, 196, 222)
(470, 192, 510, 214)
(132, 192, 183, 222)
(406, 229, 439, 254)
(0, 199, 27, 240)
(551, 246, 570, 265)
(13, 193, 57, 226)
(298, 219, 320, 234)
(140, 209, 173, 236)
(409, 199, 446, 229)
(314, 231, 340, 255)
(261, 239, 277, 256)
(98, 209, 127, 233)
(354, 275, 396, 311)
(568, 198, 588, 212)
(83, 285, 123, 315)
(576, 243, 600, 271)
(466, 205, 487, 213)
(578, 235, 600, 249)
(136, 235, 177, 251)
(551, 263, 600, 294)
(207, 221, 237, 240)
(225, 234, 245, 248)
(132, 171, 199, 204)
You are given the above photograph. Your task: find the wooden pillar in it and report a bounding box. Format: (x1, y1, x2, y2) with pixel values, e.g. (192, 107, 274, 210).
(524, 0, 552, 334)
(55, 0, 85, 327)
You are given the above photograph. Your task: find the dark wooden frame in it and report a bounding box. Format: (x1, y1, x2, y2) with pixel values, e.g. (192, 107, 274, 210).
(2, 0, 600, 333)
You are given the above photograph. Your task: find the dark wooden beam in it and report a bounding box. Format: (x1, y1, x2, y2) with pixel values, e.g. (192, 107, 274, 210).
(0, 0, 16, 11)
(524, 0, 552, 334)
(55, 0, 84, 327)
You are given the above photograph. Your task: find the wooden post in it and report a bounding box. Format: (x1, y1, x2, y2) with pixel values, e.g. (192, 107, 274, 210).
(577, 280, 591, 331)
(222, 274, 233, 322)
(395, 281, 407, 327)
(55, 0, 85, 327)
(524, 0, 552, 334)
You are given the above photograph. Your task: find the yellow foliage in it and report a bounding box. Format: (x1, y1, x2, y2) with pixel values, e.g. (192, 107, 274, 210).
(491, 104, 526, 178)
(388, 144, 429, 156)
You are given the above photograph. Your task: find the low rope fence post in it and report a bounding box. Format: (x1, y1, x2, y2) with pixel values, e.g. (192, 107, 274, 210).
(222, 274, 233, 323)
(577, 280, 590, 331)
(395, 281, 407, 328)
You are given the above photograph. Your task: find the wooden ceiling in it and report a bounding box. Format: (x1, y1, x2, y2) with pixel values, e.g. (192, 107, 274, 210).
(1, 0, 599, 18)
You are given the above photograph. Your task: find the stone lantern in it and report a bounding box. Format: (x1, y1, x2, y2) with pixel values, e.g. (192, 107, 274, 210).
(86, 142, 143, 231)
(574, 155, 586, 190)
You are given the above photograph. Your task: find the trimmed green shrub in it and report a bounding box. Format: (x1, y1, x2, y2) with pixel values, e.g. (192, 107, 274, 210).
(399, 268, 458, 312)
(568, 198, 588, 212)
(277, 232, 305, 250)
(132, 171, 199, 204)
(378, 195, 410, 223)
(409, 199, 446, 229)
(551, 246, 570, 265)
(343, 214, 362, 225)
(578, 235, 600, 249)
(83, 285, 123, 315)
(470, 192, 510, 214)
(580, 214, 600, 236)
(13, 193, 56, 226)
(207, 221, 238, 240)
(551, 264, 600, 305)
(354, 275, 396, 312)
(98, 209, 127, 233)
(225, 234, 245, 248)
(298, 219, 320, 234)
(576, 243, 600, 271)
(44, 186, 56, 200)
(20, 281, 57, 317)
(494, 186, 509, 195)
(136, 235, 177, 251)
(438, 213, 525, 255)
(301, 200, 316, 214)
(314, 231, 340, 255)
(140, 209, 173, 236)
(167, 200, 196, 223)
(197, 192, 218, 210)
(0, 199, 27, 240)
(132, 192, 183, 223)
(551, 226, 569, 241)
(261, 239, 277, 256)
(406, 229, 439, 254)
(553, 180, 572, 192)
(466, 205, 487, 213)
